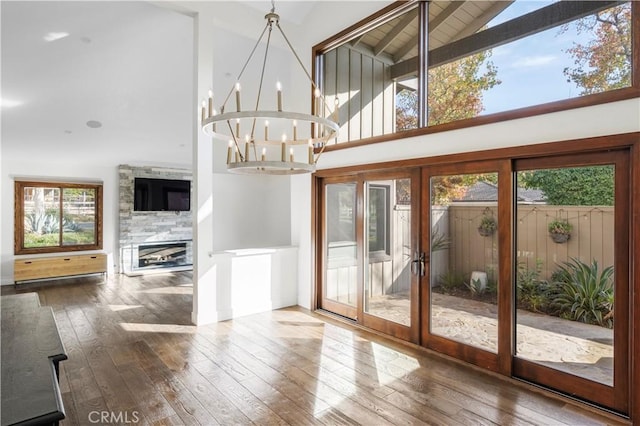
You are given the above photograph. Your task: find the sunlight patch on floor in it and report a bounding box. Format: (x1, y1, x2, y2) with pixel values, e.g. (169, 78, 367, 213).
(119, 322, 196, 333)
(107, 304, 143, 312)
(313, 334, 355, 416)
(371, 341, 419, 385)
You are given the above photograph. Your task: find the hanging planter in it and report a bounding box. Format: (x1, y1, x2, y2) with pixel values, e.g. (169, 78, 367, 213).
(548, 219, 572, 244)
(478, 214, 497, 237)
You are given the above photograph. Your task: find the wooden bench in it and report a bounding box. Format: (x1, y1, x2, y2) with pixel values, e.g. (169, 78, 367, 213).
(1, 293, 67, 426)
(14, 253, 107, 283)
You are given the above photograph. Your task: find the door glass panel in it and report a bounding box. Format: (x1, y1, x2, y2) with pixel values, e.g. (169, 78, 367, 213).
(515, 165, 614, 386)
(364, 179, 412, 326)
(325, 183, 357, 307)
(430, 173, 499, 352)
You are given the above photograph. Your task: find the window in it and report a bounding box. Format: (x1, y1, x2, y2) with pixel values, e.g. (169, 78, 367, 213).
(315, 1, 636, 145)
(15, 181, 103, 254)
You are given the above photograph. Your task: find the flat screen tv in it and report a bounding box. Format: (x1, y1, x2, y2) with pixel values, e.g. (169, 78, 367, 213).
(134, 178, 191, 211)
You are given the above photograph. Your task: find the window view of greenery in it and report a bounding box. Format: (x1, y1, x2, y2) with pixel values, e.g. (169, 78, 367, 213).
(396, 1, 631, 130)
(516, 165, 615, 386)
(397, 51, 500, 130)
(21, 184, 98, 250)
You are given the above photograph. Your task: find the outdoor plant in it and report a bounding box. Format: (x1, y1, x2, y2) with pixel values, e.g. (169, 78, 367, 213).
(516, 259, 550, 313)
(437, 269, 465, 294)
(551, 258, 614, 328)
(477, 214, 497, 237)
(548, 219, 573, 243)
(465, 277, 485, 297)
(431, 228, 450, 252)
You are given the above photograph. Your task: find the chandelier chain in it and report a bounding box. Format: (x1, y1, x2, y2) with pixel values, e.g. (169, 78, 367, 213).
(275, 22, 332, 118)
(221, 22, 270, 112)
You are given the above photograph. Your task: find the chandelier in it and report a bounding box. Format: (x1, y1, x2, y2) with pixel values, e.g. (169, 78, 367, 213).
(200, 1, 339, 175)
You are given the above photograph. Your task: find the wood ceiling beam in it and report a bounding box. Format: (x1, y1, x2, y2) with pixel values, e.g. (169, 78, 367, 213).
(390, 0, 622, 80)
(373, 8, 418, 57)
(393, 34, 419, 63)
(449, 1, 513, 42)
(430, 1, 465, 33)
(392, 1, 465, 64)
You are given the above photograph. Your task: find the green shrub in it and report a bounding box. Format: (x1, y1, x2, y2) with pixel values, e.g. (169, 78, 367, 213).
(516, 259, 550, 312)
(437, 269, 465, 294)
(551, 258, 614, 328)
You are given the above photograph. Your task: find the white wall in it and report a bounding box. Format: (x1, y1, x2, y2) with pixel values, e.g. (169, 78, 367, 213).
(212, 173, 291, 251)
(292, 98, 640, 308)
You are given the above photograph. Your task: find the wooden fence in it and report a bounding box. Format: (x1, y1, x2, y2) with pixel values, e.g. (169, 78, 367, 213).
(441, 204, 615, 282)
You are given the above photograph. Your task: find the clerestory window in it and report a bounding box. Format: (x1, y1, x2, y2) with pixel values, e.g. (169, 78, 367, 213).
(314, 0, 635, 145)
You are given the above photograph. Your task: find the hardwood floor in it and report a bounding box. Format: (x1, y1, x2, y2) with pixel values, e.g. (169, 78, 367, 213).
(2, 273, 629, 425)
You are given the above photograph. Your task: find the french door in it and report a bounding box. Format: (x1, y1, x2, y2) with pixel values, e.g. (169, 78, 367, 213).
(318, 170, 420, 342)
(420, 160, 506, 371)
(317, 149, 630, 414)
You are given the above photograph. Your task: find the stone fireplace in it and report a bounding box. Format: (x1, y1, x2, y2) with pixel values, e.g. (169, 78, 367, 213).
(118, 165, 193, 275)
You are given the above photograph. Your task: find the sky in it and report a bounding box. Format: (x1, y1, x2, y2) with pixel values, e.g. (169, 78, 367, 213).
(480, 0, 597, 114)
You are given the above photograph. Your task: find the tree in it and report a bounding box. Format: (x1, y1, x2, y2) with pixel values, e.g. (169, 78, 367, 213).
(518, 166, 614, 206)
(396, 50, 500, 131)
(431, 173, 498, 206)
(562, 3, 631, 95)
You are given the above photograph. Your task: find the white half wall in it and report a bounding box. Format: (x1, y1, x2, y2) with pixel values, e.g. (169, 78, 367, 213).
(207, 246, 298, 322)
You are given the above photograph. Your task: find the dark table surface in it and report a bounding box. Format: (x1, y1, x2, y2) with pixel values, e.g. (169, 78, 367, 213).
(1, 293, 67, 426)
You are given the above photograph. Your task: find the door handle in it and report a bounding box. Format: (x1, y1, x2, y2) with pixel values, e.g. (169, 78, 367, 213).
(411, 252, 426, 276)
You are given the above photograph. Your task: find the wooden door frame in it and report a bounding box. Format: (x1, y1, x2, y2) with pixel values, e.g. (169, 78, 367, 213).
(420, 159, 506, 373)
(315, 176, 360, 320)
(512, 149, 630, 414)
(359, 168, 421, 343)
(315, 168, 422, 342)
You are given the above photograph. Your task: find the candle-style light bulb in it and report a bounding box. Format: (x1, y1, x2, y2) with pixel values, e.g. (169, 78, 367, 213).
(261, 147, 266, 161)
(264, 120, 269, 141)
(208, 89, 213, 117)
(226, 140, 233, 164)
(235, 82, 241, 112)
(293, 120, 297, 141)
(282, 133, 287, 142)
(289, 148, 294, 163)
(308, 139, 314, 165)
(235, 118, 240, 137)
(201, 100, 206, 123)
(276, 81, 283, 112)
